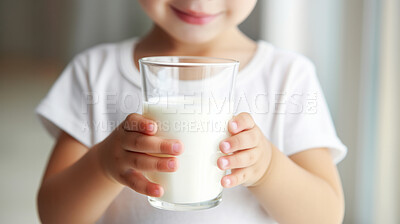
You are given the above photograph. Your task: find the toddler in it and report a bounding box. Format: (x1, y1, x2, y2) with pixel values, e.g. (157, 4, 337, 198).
(36, 1, 347, 223)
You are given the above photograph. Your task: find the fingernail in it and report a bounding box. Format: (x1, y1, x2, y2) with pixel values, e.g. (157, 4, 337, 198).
(154, 188, 160, 196)
(224, 178, 231, 187)
(172, 143, 181, 154)
(147, 123, 155, 132)
(220, 158, 229, 169)
(230, 121, 238, 130)
(168, 160, 176, 169)
(221, 141, 230, 153)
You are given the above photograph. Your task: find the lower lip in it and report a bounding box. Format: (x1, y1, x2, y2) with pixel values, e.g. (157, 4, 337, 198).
(171, 7, 218, 25)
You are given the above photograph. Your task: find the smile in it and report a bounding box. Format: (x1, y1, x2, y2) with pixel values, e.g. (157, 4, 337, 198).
(170, 6, 220, 25)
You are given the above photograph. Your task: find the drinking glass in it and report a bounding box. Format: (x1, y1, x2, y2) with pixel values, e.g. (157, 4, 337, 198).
(139, 56, 239, 211)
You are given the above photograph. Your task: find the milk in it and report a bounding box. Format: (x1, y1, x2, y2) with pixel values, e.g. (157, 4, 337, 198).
(143, 97, 232, 204)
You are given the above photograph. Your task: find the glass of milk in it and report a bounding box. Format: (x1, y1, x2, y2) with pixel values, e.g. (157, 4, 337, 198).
(139, 56, 239, 211)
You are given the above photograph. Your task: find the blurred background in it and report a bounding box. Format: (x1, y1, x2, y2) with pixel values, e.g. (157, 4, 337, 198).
(0, 0, 398, 223)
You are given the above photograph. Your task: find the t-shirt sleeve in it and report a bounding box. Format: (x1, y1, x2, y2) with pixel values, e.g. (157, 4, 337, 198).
(282, 58, 347, 164)
(36, 53, 93, 147)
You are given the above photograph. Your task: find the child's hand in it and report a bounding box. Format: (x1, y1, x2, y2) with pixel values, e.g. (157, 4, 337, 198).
(95, 113, 183, 197)
(218, 112, 272, 188)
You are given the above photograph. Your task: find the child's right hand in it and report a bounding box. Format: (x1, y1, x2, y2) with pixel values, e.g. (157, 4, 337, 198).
(95, 113, 183, 197)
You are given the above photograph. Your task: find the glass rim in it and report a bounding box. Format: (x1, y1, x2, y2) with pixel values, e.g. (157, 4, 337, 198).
(139, 56, 239, 67)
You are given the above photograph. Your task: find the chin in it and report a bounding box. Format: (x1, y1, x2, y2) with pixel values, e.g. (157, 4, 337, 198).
(168, 29, 219, 45)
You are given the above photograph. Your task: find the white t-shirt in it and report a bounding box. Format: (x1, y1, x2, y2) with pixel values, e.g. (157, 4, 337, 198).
(36, 38, 347, 224)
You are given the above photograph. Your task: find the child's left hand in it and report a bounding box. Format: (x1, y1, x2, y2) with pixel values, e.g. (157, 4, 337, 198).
(218, 112, 272, 188)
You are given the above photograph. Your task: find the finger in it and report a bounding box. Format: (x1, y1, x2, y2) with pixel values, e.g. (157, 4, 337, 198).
(125, 151, 179, 172)
(219, 128, 259, 153)
(121, 169, 164, 197)
(217, 148, 259, 170)
(122, 131, 183, 155)
(123, 113, 157, 135)
(228, 112, 255, 134)
(221, 168, 250, 188)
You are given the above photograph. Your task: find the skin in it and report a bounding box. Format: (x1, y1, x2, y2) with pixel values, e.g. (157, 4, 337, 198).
(37, 0, 344, 223)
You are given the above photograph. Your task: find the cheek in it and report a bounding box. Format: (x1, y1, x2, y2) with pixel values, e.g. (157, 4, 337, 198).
(138, 0, 170, 22)
(226, 0, 257, 25)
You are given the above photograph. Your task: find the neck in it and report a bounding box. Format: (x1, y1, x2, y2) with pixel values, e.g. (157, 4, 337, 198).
(134, 24, 257, 71)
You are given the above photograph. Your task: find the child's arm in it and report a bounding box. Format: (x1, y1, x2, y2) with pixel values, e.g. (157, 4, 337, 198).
(37, 132, 123, 224)
(217, 113, 344, 224)
(249, 146, 344, 224)
(37, 114, 183, 224)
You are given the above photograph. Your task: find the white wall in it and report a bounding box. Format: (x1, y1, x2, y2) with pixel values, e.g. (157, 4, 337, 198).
(375, 0, 400, 223)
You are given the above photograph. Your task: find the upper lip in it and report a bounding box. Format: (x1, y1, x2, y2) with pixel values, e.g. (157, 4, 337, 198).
(170, 6, 219, 18)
